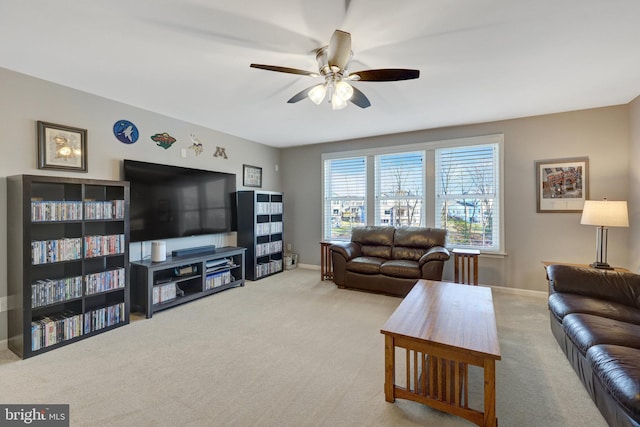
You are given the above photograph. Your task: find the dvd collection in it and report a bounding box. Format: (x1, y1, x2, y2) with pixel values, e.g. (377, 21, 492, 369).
(31, 201, 83, 222)
(83, 234, 125, 258)
(31, 276, 83, 308)
(256, 221, 283, 236)
(205, 270, 232, 290)
(31, 238, 83, 265)
(31, 267, 125, 308)
(30, 199, 125, 222)
(84, 267, 126, 295)
(30, 302, 125, 351)
(256, 201, 283, 215)
(83, 200, 125, 220)
(255, 240, 283, 256)
(255, 259, 283, 278)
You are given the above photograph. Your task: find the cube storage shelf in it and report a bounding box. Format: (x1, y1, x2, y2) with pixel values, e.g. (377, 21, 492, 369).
(7, 175, 130, 359)
(130, 246, 246, 318)
(236, 191, 284, 280)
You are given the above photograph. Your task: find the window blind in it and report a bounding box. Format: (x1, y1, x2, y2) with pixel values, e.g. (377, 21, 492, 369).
(323, 157, 366, 240)
(374, 151, 424, 227)
(435, 144, 499, 250)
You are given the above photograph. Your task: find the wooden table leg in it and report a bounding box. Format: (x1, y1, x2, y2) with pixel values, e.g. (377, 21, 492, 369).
(483, 359, 497, 427)
(384, 335, 395, 402)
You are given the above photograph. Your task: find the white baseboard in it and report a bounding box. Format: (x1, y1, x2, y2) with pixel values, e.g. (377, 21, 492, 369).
(0, 295, 7, 313)
(488, 284, 547, 299)
(297, 263, 320, 271)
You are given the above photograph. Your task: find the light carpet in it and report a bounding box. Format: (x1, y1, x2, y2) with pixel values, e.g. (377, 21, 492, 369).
(0, 268, 606, 426)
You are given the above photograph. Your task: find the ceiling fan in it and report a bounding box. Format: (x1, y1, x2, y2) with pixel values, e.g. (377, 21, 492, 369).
(250, 30, 419, 110)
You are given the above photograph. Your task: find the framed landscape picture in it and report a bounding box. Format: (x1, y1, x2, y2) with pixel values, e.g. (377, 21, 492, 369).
(535, 156, 588, 213)
(37, 121, 87, 172)
(243, 164, 262, 188)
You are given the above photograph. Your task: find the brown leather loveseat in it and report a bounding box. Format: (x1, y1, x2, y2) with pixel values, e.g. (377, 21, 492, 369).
(546, 264, 640, 427)
(330, 226, 450, 297)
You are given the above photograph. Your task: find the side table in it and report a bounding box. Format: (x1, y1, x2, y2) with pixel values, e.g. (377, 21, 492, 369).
(453, 248, 480, 285)
(542, 261, 630, 274)
(320, 241, 338, 281)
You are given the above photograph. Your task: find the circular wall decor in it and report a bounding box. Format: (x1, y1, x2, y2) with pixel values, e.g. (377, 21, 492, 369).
(113, 120, 139, 144)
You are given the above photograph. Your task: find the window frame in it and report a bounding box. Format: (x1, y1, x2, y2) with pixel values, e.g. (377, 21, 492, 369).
(321, 134, 504, 254)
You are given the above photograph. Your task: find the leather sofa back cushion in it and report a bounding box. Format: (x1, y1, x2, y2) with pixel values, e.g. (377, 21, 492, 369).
(547, 265, 640, 309)
(394, 227, 446, 248)
(351, 226, 395, 246)
(361, 245, 392, 259)
(392, 247, 426, 261)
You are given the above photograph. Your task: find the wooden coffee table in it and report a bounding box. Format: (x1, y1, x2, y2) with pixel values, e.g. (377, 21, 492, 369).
(381, 280, 501, 427)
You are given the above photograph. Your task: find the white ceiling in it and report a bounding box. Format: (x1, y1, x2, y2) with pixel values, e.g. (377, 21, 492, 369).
(2, 0, 640, 148)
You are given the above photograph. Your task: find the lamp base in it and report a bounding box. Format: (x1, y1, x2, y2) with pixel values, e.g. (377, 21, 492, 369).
(590, 262, 614, 270)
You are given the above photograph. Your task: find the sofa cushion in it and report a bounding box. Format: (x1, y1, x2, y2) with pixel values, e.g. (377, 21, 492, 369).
(548, 293, 640, 324)
(351, 226, 395, 246)
(392, 246, 426, 262)
(346, 257, 385, 275)
(394, 227, 446, 248)
(361, 245, 392, 259)
(587, 344, 640, 420)
(547, 265, 640, 309)
(380, 260, 421, 279)
(563, 313, 640, 355)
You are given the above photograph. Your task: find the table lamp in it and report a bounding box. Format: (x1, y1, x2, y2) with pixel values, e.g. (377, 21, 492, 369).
(580, 199, 629, 269)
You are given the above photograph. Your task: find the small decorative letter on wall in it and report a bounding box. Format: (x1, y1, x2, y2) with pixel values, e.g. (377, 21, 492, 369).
(535, 156, 589, 213)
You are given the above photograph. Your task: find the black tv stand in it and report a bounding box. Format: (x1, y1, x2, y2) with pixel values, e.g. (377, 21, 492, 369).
(131, 246, 245, 318)
(172, 245, 216, 257)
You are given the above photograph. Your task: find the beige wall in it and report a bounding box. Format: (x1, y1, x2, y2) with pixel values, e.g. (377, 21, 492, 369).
(630, 95, 640, 268)
(0, 67, 283, 343)
(281, 106, 632, 291)
(1, 65, 637, 344)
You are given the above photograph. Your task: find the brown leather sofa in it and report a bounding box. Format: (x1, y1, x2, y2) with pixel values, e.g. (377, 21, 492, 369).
(330, 226, 450, 297)
(546, 264, 640, 427)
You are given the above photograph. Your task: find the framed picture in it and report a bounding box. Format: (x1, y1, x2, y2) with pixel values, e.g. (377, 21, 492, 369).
(243, 164, 262, 188)
(37, 121, 87, 172)
(535, 156, 588, 212)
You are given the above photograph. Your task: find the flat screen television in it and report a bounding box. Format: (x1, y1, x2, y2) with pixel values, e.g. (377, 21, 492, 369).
(123, 159, 236, 242)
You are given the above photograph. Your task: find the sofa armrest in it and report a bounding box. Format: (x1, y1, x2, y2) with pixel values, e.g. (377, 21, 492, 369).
(330, 242, 361, 262)
(418, 246, 451, 267)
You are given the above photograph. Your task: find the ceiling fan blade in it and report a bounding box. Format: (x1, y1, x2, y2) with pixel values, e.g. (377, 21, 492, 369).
(287, 86, 314, 104)
(250, 64, 319, 77)
(350, 86, 371, 109)
(327, 30, 352, 70)
(349, 69, 420, 82)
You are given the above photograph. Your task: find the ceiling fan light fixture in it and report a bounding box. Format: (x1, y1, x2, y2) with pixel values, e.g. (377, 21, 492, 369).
(334, 80, 354, 102)
(331, 92, 348, 110)
(308, 83, 327, 105)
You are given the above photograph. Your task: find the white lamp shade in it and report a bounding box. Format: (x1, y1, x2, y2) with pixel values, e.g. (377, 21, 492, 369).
(580, 200, 629, 227)
(308, 84, 327, 105)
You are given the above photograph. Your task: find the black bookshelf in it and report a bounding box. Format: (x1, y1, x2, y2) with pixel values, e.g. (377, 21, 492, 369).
(7, 175, 130, 359)
(235, 191, 284, 280)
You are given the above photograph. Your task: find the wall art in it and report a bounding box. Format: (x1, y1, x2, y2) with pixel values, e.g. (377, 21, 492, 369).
(37, 121, 87, 172)
(535, 156, 589, 212)
(113, 120, 139, 144)
(243, 164, 262, 188)
(151, 132, 176, 149)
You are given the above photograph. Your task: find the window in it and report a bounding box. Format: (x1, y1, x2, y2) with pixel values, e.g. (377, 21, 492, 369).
(322, 135, 503, 252)
(323, 157, 366, 239)
(375, 152, 424, 227)
(435, 144, 499, 251)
